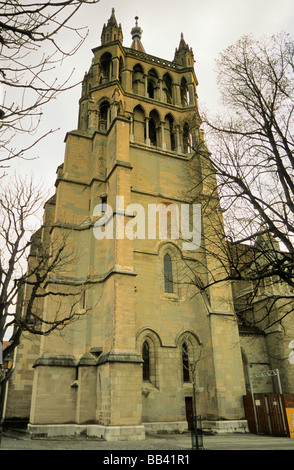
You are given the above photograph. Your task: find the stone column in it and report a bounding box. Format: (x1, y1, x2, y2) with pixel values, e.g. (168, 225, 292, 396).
(174, 83, 181, 106)
(188, 83, 194, 105)
(112, 57, 119, 81)
(129, 113, 134, 142)
(160, 121, 166, 150)
(159, 79, 163, 101)
(109, 60, 113, 81)
(145, 117, 150, 145)
(176, 125, 182, 153)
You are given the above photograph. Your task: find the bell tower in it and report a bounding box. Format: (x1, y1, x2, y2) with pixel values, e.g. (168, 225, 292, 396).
(7, 9, 247, 440)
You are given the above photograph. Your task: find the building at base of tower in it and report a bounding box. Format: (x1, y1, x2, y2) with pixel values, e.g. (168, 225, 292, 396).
(4, 10, 294, 441)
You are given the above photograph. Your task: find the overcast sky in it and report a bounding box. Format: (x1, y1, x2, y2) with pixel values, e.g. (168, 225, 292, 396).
(7, 0, 294, 191)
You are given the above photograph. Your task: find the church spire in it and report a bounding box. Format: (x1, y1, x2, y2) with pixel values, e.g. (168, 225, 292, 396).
(108, 7, 118, 26)
(174, 32, 194, 67)
(130, 16, 145, 53)
(101, 8, 123, 45)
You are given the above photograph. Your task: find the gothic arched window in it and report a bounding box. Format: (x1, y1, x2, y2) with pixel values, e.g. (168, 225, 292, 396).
(133, 105, 145, 143)
(147, 69, 158, 99)
(147, 80, 155, 99)
(142, 341, 150, 381)
(119, 57, 123, 83)
(163, 73, 173, 104)
(164, 253, 173, 293)
(149, 118, 157, 146)
(165, 114, 175, 151)
(100, 52, 112, 82)
(180, 77, 189, 106)
(182, 342, 190, 382)
(149, 110, 160, 147)
(183, 122, 192, 153)
(132, 64, 144, 94)
(99, 101, 110, 131)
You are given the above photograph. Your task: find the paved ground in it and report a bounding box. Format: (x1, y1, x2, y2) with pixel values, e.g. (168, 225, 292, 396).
(1, 430, 294, 451)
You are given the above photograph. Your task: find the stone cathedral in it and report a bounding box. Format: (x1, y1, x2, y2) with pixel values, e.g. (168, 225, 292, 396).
(5, 10, 294, 440)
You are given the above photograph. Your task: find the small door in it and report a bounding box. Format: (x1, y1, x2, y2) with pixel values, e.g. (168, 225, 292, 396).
(185, 397, 193, 429)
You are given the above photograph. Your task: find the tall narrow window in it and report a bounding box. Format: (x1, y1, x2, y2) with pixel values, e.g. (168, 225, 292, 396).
(164, 253, 173, 293)
(119, 57, 123, 83)
(100, 52, 112, 82)
(182, 342, 190, 382)
(133, 105, 145, 143)
(142, 341, 150, 381)
(147, 69, 158, 98)
(132, 64, 144, 93)
(163, 73, 173, 104)
(101, 195, 107, 213)
(99, 101, 110, 131)
(165, 114, 175, 151)
(149, 118, 157, 146)
(180, 77, 189, 106)
(147, 80, 155, 99)
(183, 122, 192, 153)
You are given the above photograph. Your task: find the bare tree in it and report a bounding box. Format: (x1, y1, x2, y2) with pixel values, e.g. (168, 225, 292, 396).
(187, 32, 294, 332)
(0, 176, 89, 362)
(0, 0, 100, 169)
